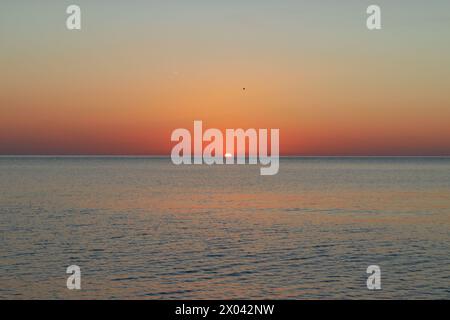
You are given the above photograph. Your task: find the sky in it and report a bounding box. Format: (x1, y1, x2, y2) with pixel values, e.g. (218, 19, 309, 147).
(1, 0, 450, 155)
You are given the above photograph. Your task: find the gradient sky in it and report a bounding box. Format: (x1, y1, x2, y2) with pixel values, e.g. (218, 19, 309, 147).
(1, 0, 450, 155)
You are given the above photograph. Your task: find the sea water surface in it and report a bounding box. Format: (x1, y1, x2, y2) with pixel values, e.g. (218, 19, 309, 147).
(0, 157, 449, 299)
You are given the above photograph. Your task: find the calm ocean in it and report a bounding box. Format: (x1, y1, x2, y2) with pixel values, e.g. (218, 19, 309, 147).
(0, 157, 449, 299)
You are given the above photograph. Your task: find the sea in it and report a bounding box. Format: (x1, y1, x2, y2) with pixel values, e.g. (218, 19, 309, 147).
(0, 157, 449, 299)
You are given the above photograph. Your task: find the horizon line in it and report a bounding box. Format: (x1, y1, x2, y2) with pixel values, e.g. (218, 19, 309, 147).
(1, 155, 449, 158)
